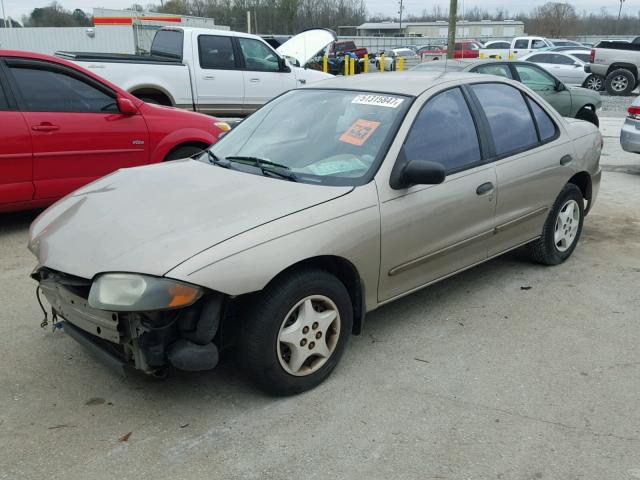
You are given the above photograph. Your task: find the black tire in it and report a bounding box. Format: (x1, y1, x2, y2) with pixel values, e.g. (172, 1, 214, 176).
(237, 269, 353, 396)
(527, 183, 585, 266)
(575, 107, 599, 127)
(164, 145, 204, 161)
(583, 74, 604, 92)
(605, 68, 636, 96)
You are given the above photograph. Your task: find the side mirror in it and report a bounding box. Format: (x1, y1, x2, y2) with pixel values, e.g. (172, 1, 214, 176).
(391, 160, 446, 189)
(117, 95, 138, 115)
(573, 62, 581, 67)
(555, 82, 567, 92)
(279, 57, 292, 73)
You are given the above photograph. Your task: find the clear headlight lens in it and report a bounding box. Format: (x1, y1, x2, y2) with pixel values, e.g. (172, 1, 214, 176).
(88, 273, 202, 311)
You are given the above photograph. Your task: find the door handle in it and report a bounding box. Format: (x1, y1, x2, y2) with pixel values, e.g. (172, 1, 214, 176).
(476, 182, 494, 196)
(249, 78, 260, 82)
(560, 155, 573, 166)
(31, 123, 59, 132)
(203, 75, 216, 80)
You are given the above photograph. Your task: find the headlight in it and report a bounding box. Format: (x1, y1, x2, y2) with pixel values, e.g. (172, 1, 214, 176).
(88, 273, 203, 311)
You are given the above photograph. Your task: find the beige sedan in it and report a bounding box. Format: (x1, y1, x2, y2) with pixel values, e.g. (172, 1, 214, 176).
(29, 72, 602, 395)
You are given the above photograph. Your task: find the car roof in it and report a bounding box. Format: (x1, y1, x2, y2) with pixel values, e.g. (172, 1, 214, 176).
(305, 71, 503, 96)
(410, 58, 534, 73)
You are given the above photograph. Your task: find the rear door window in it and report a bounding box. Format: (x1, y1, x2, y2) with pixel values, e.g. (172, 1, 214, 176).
(198, 35, 237, 69)
(150, 29, 184, 59)
(473, 64, 513, 78)
(404, 87, 481, 173)
(528, 54, 553, 63)
(470, 83, 538, 157)
(514, 39, 528, 49)
(0, 82, 8, 109)
(553, 54, 574, 65)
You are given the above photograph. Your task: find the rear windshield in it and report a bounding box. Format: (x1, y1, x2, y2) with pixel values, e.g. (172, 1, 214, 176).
(335, 42, 356, 52)
(151, 30, 184, 59)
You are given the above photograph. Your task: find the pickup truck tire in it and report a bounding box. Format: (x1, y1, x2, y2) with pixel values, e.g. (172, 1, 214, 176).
(164, 145, 205, 161)
(583, 74, 604, 92)
(237, 269, 352, 396)
(575, 107, 599, 127)
(527, 183, 584, 266)
(605, 69, 636, 96)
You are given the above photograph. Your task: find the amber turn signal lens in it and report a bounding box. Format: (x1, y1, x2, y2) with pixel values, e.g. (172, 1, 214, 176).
(168, 284, 201, 307)
(214, 121, 231, 132)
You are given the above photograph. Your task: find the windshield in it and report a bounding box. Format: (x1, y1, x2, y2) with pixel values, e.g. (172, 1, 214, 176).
(205, 89, 411, 186)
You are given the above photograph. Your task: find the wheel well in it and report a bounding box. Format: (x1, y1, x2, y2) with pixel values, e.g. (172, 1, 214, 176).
(568, 172, 592, 211)
(130, 88, 173, 106)
(271, 256, 365, 335)
(606, 64, 638, 80)
(164, 141, 209, 161)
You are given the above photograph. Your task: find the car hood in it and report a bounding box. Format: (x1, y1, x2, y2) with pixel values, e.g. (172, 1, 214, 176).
(277, 28, 336, 66)
(28, 160, 352, 280)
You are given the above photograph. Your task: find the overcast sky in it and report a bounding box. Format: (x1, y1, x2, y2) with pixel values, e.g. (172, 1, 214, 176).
(1, 0, 635, 22)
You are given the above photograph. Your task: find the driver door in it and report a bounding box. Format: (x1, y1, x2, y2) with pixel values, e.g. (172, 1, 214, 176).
(5, 58, 148, 200)
(512, 63, 572, 116)
(377, 87, 497, 302)
(237, 37, 297, 113)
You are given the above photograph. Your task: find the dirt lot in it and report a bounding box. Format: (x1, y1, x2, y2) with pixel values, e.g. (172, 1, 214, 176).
(1, 118, 639, 480)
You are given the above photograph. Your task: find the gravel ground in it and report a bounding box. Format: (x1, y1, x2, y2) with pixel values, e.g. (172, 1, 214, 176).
(600, 92, 637, 118)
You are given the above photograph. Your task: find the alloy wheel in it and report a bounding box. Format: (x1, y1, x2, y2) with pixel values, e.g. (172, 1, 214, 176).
(611, 75, 629, 92)
(586, 76, 603, 91)
(277, 295, 341, 376)
(554, 199, 580, 252)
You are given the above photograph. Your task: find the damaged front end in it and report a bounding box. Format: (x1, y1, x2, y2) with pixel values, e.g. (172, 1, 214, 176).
(33, 268, 226, 376)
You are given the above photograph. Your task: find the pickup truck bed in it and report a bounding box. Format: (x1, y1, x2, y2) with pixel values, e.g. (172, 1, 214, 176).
(56, 51, 182, 64)
(589, 40, 640, 95)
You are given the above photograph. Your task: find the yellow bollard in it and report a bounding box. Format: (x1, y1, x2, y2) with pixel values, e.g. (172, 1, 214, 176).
(323, 55, 328, 73)
(479, 52, 485, 59)
(398, 57, 405, 72)
(364, 54, 369, 73)
(350, 57, 355, 75)
(344, 55, 349, 75)
(380, 53, 385, 72)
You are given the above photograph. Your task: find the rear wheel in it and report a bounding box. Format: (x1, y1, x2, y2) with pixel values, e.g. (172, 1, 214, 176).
(527, 183, 584, 266)
(164, 145, 204, 162)
(605, 69, 636, 96)
(576, 106, 599, 127)
(583, 74, 604, 91)
(237, 269, 353, 395)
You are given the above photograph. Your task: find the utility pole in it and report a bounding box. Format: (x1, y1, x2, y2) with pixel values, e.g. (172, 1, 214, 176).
(447, 0, 457, 59)
(616, 0, 626, 35)
(398, 0, 404, 36)
(1, 0, 8, 29)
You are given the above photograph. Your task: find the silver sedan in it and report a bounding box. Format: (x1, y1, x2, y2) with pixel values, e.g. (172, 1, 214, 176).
(621, 95, 640, 153)
(29, 72, 603, 395)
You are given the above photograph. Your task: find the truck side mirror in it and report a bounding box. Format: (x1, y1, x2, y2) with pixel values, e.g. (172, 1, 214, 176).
(279, 57, 292, 73)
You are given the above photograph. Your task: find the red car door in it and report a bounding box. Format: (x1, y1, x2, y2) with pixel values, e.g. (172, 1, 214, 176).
(5, 58, 149, 200)
(0, 73, 33, 206)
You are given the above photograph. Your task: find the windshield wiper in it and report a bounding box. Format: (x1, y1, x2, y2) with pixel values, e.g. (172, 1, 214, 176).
(205, 150, 231, 168)
(225, 156, 298, 182)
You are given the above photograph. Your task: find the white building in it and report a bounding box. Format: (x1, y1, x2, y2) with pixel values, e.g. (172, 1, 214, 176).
(356, 20, 525, 39)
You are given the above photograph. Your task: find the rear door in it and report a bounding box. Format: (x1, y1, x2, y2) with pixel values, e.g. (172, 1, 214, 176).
(236, 36, 296, 113)
(0, 61, 33, 206)
(193, 33, 245, 116)
(467, 83, 571, 255)
(5, 58, 149, 200)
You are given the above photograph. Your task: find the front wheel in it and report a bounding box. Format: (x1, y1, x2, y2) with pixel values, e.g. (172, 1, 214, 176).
(576, 107, 599, 127)
(237, 269, 353, 395)
(527, 183, 584, 266)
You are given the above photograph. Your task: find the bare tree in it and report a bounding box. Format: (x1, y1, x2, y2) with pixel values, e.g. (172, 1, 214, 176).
(530, 2, 577, 37)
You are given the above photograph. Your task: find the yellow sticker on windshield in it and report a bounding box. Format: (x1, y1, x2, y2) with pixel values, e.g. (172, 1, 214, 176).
(339, 119, 381, 146)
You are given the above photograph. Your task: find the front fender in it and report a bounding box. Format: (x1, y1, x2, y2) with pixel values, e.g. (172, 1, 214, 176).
(166, 182, 381, 312)
(150, 128, 218, 163)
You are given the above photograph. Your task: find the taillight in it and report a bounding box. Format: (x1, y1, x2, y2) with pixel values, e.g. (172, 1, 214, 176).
(589, 49, 595, 63)
(627, 105, 640, 119)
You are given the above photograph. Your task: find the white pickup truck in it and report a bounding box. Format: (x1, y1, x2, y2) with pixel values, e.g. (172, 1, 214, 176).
(480, 36, 553, 60)
(56, 27, 334, 116)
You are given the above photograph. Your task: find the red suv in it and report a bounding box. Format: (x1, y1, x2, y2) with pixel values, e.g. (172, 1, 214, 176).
(0, 50, 228, 213)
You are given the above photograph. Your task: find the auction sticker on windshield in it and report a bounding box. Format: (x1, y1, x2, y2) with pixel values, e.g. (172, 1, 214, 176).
(351, 94, 404, 108)
(339, 119, 381, 146)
